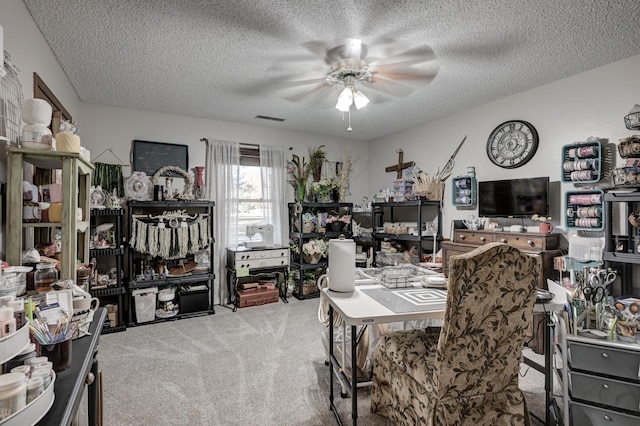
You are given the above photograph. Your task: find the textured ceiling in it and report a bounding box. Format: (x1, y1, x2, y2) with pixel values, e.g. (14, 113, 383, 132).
(22, 0, 640, 141)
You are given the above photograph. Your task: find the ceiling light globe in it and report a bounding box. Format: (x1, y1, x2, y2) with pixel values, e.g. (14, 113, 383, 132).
(353, 91, 369, 109)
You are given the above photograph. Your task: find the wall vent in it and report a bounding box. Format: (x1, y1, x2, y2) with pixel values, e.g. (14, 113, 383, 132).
(255, 115, 285, 122)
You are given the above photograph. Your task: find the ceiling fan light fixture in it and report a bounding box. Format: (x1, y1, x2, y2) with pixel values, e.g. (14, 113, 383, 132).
(335, 87, 353, 112)
(353, 90, 369, 110)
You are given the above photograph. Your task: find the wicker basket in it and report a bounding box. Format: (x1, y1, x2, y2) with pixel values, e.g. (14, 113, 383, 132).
(413, 182, 444, 201)
(624, 110, 640, 130)
(303, 253, 323, 264)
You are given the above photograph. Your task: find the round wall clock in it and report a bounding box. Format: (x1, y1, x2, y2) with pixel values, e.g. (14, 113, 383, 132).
(486, 120, 539, 168)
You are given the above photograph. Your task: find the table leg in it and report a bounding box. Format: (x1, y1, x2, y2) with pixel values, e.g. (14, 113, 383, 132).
(544, 311, 563, 425)
(351, 324, 358, 424)
(329, 306, 335, 411)
(544, 312, 551, 425)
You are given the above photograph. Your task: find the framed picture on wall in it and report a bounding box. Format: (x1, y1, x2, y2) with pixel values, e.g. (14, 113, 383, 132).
(132, 140, 189, 177)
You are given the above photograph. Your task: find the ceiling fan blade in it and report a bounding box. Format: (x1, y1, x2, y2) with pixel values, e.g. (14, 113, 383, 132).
(368, 44, 437, 67)
(287, 77, 328, 88)
(283, 83, 336, 108)
(374, 68, 439, 82)
(367, 76, 415, 97)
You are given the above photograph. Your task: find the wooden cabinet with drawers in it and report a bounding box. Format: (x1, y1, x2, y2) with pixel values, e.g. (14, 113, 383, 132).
(567, 336, 640, 425)
(442, 229, 561, 288)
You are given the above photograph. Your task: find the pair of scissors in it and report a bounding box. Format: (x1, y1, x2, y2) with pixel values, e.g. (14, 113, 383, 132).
(588, 269, 616, 287)
(583, 285, 607, 303)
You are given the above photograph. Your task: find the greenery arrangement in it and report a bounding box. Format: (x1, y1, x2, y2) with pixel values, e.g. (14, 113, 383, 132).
(287, 153, 310, 200)
(336, 150, 352, 202)
(308, 145, 326, 182)
(310, 178, 338, 202)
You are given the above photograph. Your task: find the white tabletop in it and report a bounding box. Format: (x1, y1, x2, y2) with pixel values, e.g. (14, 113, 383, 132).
(534, 279, 570, 313)
(322, 284, 446, 326)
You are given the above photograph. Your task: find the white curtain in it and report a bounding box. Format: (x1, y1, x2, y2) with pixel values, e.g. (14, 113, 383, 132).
(259, 144, 289, 245)
(205, 139, 239, 305)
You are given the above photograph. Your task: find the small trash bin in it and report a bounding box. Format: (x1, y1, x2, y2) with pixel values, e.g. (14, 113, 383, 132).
(132, 287, 158, 323)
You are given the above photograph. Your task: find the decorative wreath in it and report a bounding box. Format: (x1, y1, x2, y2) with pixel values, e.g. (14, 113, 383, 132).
(152, 166, 196, 200)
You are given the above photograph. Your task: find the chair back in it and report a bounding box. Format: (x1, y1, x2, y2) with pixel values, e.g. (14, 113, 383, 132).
(433, 242, 540, 397)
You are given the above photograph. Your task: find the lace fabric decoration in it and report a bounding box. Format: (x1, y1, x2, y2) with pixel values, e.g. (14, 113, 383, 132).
(129, 215, 209, 259)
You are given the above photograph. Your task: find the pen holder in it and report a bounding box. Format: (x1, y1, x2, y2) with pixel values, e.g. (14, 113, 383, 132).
(40, 337, 72, 372)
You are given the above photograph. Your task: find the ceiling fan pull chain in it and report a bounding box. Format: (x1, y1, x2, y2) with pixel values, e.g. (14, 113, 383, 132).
(347, 110, 352, 132)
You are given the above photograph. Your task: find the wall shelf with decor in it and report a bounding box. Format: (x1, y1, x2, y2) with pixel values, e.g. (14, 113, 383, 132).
(451, 175, 476, 207)
(565, 189, 604, 231)
(288, 202, 352, 299)
(126, 200, 215, 326)
(561, 139, 602, 184)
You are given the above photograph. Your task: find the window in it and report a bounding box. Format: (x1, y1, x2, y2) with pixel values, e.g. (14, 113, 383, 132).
(234, 145, 274, 245)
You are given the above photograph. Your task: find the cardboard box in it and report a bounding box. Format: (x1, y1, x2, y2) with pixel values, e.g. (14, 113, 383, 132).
(106, 304, 118, 327)
(108, 312, 118, 327)
(237, 287, 279, 308)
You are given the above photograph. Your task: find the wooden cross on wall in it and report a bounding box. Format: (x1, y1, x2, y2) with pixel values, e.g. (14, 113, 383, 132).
(385, 149, 415, 179)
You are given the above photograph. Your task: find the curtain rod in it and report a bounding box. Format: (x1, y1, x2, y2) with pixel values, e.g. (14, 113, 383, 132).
(200, 138, 292, 150)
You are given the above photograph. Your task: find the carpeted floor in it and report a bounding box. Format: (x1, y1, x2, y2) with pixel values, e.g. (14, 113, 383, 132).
(99, 298, 551, 425)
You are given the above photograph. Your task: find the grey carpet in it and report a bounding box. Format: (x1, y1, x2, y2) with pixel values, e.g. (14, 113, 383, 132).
(99, 298, 551, 425)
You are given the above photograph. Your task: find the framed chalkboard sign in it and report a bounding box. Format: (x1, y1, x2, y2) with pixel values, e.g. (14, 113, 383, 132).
(132, 140, 189, 177)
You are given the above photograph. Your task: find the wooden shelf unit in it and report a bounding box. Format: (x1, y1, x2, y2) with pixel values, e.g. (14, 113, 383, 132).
(5, 147, 93, 279)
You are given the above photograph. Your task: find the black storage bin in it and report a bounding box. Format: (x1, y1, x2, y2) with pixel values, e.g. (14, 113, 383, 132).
(179, 288, 209, 314)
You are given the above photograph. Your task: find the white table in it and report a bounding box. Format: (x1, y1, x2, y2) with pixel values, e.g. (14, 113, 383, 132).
(323, 281, 568, 426)
(323, 284, 447, 425)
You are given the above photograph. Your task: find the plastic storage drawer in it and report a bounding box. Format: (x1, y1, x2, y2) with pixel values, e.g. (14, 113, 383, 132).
(569, 371, 640, 413)
(570, 401, 640, 425)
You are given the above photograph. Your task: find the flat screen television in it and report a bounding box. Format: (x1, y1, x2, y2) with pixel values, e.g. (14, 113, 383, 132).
(478, 177, 549, 218)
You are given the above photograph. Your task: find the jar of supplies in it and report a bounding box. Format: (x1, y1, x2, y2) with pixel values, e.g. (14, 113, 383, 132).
(0, 372, 27, 420)
(34, 263, 58, 293)
(26, 376, 44, 404)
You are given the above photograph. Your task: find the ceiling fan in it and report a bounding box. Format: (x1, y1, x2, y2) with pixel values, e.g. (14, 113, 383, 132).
(272, 37, 439, 131)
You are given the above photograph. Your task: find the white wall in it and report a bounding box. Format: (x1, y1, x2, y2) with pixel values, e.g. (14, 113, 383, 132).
(0, 0, 81, 126)
(369, 54, 640, 238)
(78, 103, 370, 204)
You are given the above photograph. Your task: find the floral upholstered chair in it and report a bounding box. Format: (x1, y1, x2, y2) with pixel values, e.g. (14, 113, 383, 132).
(370, 242, 540, 425)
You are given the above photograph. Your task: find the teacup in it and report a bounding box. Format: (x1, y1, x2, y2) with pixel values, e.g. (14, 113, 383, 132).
(72, 296, 99, 311)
